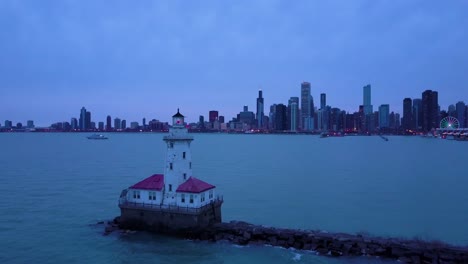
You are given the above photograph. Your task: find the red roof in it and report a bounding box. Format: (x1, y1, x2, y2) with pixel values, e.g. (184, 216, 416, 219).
(176, 177, 215, 193)
(130, 174, 164, 190)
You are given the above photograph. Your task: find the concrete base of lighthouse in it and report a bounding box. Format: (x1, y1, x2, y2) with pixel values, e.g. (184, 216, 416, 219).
(118, 200, 222, 233)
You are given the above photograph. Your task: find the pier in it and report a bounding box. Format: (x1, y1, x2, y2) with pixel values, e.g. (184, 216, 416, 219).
(104, 218, 468, 264)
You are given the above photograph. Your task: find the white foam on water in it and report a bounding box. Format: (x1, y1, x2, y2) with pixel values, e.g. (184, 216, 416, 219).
(291, 252, 302, 261)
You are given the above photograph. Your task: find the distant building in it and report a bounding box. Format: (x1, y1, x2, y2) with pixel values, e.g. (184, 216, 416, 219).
(300, 82, 313, 130)
(320, 93, 326, 110)
(198, 116, 205, 129)
(395, 113, 401, 129)
(269, 104, 277, 130)
(402, 98, 413, 131)
(4, 120, 12, 129)
(219, 116, 225, 123)
(130, 122, 139, 129)
(363, 84, 373, 115)
(456, 101, 466, 128)
(274, 104, 287, 131)
(122, 120, 127, 130)
(79, 107, 87, 130)
(90, 122, 96, 130)
(114, 118, 122, 130)
(85, 111, 91, 130)
(389, 112, 395, 129)
(63, 122, 71, 131)
(256, 90, 264, 128)
(209, 111, 218, 123)
(412, 99, 422, 130)
(237, 106, 255, 128)
(106, 115, 112, 131)
(288, 97, 299, 131)
(466, 106, 468, 128)
(71, 118, 78, 130)
(379, 104, 390, 128)
(98, 122, 104, 130)
(27, 120, 35, 128)
(422, 90, 439, 131)
(448, 104, 456, 116)
(142, 118, 146, 129)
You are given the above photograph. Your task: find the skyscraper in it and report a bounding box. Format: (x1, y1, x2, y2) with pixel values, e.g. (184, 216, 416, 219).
(422, 90, 439, 132)
(378, 104, 390, 128)
(98, 122, 104, 130)
(269, 104, 277, 130)
(363, 84, 373, 115)
(27, 120, 35, 128)
(114, 118, 122, 130)
(71, 118, 78, 130)
(121, 120, 127, 130)
(456, 101, 466, 128)
(320, 93, 326, 110)
(85, 111, 91, 130)
(106, 115, 112, 130)
(288, 97, 299, 131)
(402, 98, 413, 131)
(274, 104, 287, 131)
(412, 99, 422, 130)
(256, 90, 264, 129)
(79, 107, 87, 130)
(209, 111, 218, 123)
(199, 116, 205, 129)
(300, 82, 313, 130)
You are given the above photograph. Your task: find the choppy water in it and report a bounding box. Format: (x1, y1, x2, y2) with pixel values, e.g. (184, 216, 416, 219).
(0, 133, 467, 263)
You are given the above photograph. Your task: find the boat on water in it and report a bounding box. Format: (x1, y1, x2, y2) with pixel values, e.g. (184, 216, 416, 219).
(87, 134, 108, 140)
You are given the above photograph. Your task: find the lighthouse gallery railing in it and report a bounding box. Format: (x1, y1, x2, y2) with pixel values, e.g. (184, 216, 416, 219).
(119, 195, 223, 214)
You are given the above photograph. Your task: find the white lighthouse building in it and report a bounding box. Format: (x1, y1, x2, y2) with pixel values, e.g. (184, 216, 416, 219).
(119, 109, 223, 231)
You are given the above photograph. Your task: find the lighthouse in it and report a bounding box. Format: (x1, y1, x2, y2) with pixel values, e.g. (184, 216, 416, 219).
(118, 109, 223, 232)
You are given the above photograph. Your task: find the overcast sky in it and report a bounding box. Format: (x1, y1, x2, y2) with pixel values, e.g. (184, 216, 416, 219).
(1, 0, 467, 125)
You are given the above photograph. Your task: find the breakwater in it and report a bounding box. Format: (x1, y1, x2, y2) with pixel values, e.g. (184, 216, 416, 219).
(105, 217, 468, 263)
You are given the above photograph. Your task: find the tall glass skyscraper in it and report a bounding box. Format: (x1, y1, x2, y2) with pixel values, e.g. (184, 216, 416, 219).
(256, 90, 264, 129)
(79, 107, 87, 130)
(288, 97, 299, 131)
(301, 82, 313, 130)
(363, 84, 373, 115)
(378, 104, 390, 128)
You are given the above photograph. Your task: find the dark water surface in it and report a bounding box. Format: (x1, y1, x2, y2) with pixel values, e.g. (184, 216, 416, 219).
(1, 133, 466, 263)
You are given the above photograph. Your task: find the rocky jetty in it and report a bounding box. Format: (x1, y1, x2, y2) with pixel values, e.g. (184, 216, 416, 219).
(106, 217, 468, 263)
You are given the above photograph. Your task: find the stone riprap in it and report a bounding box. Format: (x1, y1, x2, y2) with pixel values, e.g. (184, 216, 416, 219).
(105, 218, 468, 264)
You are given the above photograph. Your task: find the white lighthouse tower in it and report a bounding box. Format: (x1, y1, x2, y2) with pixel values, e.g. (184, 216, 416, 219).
(163, 109, 193, 204)
(119, 109, 223, 231)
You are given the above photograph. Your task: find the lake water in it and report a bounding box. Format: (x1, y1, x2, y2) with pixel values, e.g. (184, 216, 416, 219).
(1, 133, 467, 263)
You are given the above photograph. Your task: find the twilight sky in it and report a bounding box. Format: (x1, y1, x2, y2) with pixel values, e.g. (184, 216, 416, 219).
(1, 0, 467, 126)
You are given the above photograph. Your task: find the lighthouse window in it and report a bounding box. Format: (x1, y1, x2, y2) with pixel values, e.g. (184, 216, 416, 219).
(189, 162, 192, 169)
(133, 191, 140, 199)
(183, 152, 186, 159)
(183, 173, 187, 180)
(169, 184, 172, 192)
(209, 190, 213, 199)
(181, 194, 185, 203)
(201, 193, 205, 202)
(148, 192, 156, 201)
(189, 195, 194, 204)
(170, 163, 173, 170)
(170, 143, 174, 148)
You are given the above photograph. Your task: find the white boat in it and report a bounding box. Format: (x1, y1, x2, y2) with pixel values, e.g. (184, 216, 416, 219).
(87, 134, 108, 140)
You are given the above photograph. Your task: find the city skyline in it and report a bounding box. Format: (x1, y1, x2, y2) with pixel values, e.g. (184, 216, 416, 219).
(2, 85, 468, 128)
(2, 1, 468, 125)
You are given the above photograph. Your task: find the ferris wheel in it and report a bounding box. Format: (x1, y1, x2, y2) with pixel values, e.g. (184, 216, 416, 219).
(440, 116, 460, 129)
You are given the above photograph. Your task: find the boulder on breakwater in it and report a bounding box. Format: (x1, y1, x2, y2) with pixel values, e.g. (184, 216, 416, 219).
(106, 217, 468, 263)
